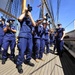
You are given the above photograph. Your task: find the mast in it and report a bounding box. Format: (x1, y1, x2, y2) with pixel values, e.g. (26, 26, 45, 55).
(22, 0, 26, 13)
(39, 0, 44, 18)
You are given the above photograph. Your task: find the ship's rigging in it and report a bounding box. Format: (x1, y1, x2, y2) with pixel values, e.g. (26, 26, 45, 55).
(0, 0, 61, 29)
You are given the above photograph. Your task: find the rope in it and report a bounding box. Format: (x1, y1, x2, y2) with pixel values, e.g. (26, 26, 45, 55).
(57, 0, 61, 23)
(44, 0, 56, 29)
(0, 8, 17, 19)
(50, 0, 54, 21)
(11, 0, 22, 17)
(65, 19, 75, 29)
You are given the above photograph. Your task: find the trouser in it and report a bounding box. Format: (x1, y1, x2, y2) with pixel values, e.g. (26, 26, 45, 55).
(56, 39, 64, 55)
(53, 40, 57, 52)
(50, 39, 53, 46)
(45, 39, 50, 53)
(39, 38, 45, 59)
(16, 37, 33, 65)
(33, 38, 40, 59)
(0, 36, 3, 53)
(2, 37, 16, 59)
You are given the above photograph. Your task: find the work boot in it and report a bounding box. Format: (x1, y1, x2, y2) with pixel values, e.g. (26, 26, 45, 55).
(24, 61, 35, 67)
(16, 65, 23, 74)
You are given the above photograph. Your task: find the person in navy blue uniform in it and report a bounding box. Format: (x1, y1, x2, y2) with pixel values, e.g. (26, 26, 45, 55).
(2, 18, 16, 64)
(0, 17, 5, 59)
(32, 20, 42, 62)
(53, 31, 57, 53)
(39, 23, 45, 60)
(16, 8, 46, 73)
(43, 21, 50, 54)
(50, 29, 54, 47)
(55, 24, 65, 57)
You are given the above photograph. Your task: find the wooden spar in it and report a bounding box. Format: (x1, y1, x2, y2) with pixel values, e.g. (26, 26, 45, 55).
(22, 0, 26, 13)
(0, 8, 17, 19)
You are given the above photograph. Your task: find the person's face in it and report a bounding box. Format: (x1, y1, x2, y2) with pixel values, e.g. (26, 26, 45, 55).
(0, 19, 5, 24)
(0, 18, 2, 22)
(2, 20, 5, 24)
(6, 22, 10, 26)
(43, 23, 47, 28)
(10, 21, 14, 24)
(58, 25, 62, 28)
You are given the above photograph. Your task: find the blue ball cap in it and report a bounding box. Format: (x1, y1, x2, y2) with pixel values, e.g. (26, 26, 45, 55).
(7, 18, 15, 22)
(36, 18, 43, 22)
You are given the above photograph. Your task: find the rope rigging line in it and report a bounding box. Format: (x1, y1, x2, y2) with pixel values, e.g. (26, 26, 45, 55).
(43, 0, 56, 29)
(45, 0, 55, 29)
(3, 0, 12, 18)
(0, 8, 17, 19)
(65, 19, 75, 29)
(11, 0, 22, 17)
(50, 0, 54, 21)
(5, 0, 10, 12)
(57, 0, 61, 23)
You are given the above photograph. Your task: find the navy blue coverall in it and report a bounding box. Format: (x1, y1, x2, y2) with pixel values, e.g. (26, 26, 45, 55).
(33, 26, 41, 59)
(16, 17, 33, 65)
(45, 28, 50, 54)
(39, 25, 45, 59)
(0, 23, 4, 53)
(2, 24, 16, 60)
(56, 28, 65, 56)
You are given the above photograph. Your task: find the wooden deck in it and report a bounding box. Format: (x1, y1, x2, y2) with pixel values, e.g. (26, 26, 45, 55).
(0, 47, 75, 75)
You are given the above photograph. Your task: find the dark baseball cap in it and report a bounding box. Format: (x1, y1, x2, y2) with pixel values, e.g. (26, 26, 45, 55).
(57, 24, 62, 26)
(7, 18, 15, 22)
(1, 16, 5, 21)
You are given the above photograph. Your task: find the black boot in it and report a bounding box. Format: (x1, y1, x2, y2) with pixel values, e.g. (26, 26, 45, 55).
(14, 55, 18, 64)
(0, 52, 2, 60)
(2, 59, 7, 64)
(59, 51, 62, 57)
(16, 65, 23, 74)
(24, 61, 35, 67)
(10, 57, 15, 62)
